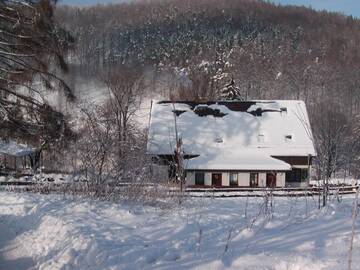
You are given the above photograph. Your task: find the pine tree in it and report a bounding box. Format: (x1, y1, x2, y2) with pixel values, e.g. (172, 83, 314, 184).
(219, 79, 244, 101)
(0, 0, 73, 143)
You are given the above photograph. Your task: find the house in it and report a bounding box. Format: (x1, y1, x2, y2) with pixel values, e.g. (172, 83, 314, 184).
(0, 140, 36, 175)
(147, 100, 316, 188)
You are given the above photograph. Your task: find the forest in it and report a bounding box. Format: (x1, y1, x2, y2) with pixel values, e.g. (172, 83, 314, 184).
(54, 0, 360, 182)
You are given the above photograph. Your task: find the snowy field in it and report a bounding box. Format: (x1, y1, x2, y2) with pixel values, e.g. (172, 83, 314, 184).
(0, 191, 359, 270)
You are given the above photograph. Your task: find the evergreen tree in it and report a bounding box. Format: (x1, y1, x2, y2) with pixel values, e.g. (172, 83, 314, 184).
(0, 0, 73, 143)
(219, 79, 244, 101)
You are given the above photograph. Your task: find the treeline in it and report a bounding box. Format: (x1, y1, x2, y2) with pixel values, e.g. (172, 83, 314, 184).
(56, 0, 360, 106)
(55, 0, 360, 178)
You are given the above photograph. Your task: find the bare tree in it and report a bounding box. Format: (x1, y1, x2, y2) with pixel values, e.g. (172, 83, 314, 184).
(311, 101, 354, 206)
(76, 103, 114, 184)
(100, 64, 145, 175)
(74, 99, 152, 200)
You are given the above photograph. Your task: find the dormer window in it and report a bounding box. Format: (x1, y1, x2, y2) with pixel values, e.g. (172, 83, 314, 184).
(285, 134, 293, 142)
(280, 107, 287, 114)
(258, 134, 265, 143)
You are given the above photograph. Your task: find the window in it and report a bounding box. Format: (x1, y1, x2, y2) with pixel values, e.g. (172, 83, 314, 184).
(299, 169, 308, 182)
(258, 134, 265, 143)
(285, 135, 293, 142)
(250, 173, 259, 187)
(230, 173, 238, 186)
(195, 172, 205, 185)
(286, 169, 308, 183)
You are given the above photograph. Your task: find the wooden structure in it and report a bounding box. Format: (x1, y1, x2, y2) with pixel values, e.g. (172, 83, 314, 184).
(0, 140, 36, 175)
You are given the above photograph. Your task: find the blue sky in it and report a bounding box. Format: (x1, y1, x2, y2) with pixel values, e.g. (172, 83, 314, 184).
(271, 0, 360, 18)
(59, 0, 360, 18)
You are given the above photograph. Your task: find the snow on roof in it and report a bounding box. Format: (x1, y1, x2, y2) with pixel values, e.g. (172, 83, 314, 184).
(186, 150, 291, 171)
(147, 100, 316, 169)
(0, 140, 36, 157)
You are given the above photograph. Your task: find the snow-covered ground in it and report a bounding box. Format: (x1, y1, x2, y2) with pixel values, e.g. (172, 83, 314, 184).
(0, 191, 359, 270)
(310, 178, 360, 187)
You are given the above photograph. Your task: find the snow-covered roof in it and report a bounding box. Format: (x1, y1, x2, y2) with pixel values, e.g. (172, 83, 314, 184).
(0, 140, 36, 157)
(147, 100, 316, 170)
(186, 150, 291, 171)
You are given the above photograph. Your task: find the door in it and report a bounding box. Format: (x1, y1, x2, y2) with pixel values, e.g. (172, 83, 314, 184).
(266, 173, 276, 188)
(212, 173, 222, 186)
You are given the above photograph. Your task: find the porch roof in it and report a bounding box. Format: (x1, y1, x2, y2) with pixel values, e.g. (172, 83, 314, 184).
(186, 150, 291, 171)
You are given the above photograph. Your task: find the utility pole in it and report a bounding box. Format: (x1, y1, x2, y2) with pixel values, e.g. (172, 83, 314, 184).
(172, 103, 184, 192)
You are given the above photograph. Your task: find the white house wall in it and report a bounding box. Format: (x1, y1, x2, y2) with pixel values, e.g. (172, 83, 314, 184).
(185, 171, 289, 187)
(277, 172, 285, 187)
(222, 172, 230, 186)
(238, 173, 250, 186)
(186, 171, 195, 186)
(259, 173, 267, 187)
(205, 173, 212, 186)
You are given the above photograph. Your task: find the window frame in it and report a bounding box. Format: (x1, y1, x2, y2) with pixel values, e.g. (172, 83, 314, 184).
(229, 173, 238, 186)
(250, 172, 259, 187)
(286, 168, 308, 183)
(195, 172, 205, 185)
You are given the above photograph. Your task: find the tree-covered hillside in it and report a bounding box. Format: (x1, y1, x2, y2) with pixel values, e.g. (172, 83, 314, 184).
(55, 0, 360, 178)
(56, 0, 360, 109)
